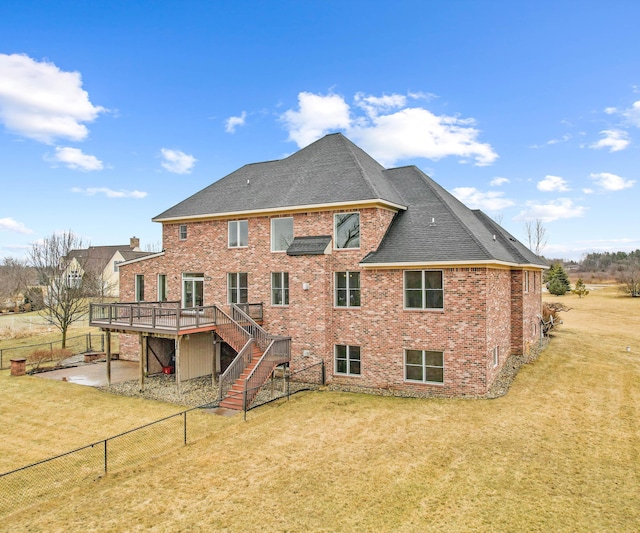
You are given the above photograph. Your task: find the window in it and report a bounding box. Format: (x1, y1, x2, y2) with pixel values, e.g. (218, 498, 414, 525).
(334, 212, 360, 249)
(335, 344, 361, 376)
(66, 270, 81, 288)
(183, 273, 204, 307)
(271, 217, 294, 252)
(493, 346, 499, 367)
(405, 350, 444, 384)
(271, 272, 289, 306)
(228, 272, 248, 304)
(179, 224, 187, 240)
(113, 261, 122, 273)
(135, 274, 145, 302)
(335, 271, 361, 307)
(524, 271, 530, 293)
(228, 220, 248, 248)
(404, 270, 443, 309)
(158, 274, 168, 302)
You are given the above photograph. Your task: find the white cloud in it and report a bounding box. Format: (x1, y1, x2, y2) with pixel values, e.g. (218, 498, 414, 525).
(225, 111, 247, 133)
(281, 92, 351, 147)
(590, 172, 635, 191)
(354, 92, 407, 118)
(582, 188, 594, 194)
(0, 217, 33, 234)
(0, 53, 106, 143)
(514, 199, 587, 223)
(451, 187, 515, 212)
(490, 177, 509, 186)
(604, 107, 618, 115)
(46, 146, 104, 171)
(71, 187, 147, 199)
(537, 175, 570, 192)
(281, 91, 498, 167)
(546, 133, 572, 145)
(621, 100, 640, 127)
(160, 148, 197, 174)
(589, 129, 630, 152)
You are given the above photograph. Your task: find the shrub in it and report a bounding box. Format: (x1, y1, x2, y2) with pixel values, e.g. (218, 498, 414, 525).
(28, 348, 72, 371)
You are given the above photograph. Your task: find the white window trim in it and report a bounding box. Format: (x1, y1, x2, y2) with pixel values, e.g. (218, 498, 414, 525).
(404, 349, 444, 385)
(524, 271, 530, 293)
(334, 212, 361, 250)
(271, 272, 289, 307)
(270, 217, 294, 253)
(334, 271, 361, 308)
(157, 274, 167, 302)
(179, 224, 187, 241)
(228, 220, 248, 248)
(135, 274, 144, 302)
(403, 270, 444, 311)
(227, 272, 248, 304)
(334, 344, 362, 376)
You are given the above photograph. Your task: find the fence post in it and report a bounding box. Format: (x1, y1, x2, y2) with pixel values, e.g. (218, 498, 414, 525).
(183, 412, 187, 446)
(104, 440, 108, 474)
(100, 334, 104, 352)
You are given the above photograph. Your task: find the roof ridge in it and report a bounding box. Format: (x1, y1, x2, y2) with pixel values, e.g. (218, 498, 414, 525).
(412, 168, 493, 260)
(340, 135, 386, 199)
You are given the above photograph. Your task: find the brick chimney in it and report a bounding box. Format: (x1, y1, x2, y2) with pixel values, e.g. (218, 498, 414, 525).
(130, 236, 140, 250)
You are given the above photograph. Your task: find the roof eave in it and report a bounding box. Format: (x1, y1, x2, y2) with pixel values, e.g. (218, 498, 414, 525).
(118, 251, 165, 267)
(359, 259, 549, 270)
(152, 198, 407, 223)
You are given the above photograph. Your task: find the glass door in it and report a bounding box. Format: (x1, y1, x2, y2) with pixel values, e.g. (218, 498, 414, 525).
(182, 273, 204, 307)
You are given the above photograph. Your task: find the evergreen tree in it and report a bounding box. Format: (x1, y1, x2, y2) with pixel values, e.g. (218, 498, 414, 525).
(571, 278, 589, 298)
(545, 263, 570, 295)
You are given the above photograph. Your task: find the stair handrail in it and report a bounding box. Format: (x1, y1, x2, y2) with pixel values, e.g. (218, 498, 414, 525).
(218, 338, 254, 401)
(242, 336, 291, 410)
(230, 304, 270, 351)
(213, 306, 252, 353)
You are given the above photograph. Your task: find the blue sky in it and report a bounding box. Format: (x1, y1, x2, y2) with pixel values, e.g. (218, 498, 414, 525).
(1, 0, 639, 261)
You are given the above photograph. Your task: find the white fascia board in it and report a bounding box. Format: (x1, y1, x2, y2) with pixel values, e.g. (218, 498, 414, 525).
(359, 259, 549, 270)
(118, 251, 165, 267)
(152, 199, 407, 223)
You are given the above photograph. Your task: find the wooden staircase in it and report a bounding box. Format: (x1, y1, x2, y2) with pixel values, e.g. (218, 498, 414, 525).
(219, 344, 263, 410)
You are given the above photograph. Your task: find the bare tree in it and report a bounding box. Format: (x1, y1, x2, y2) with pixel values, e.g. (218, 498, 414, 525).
(525, 219, 548, 256)
(0, 257, 38, 311)
(28, 231, 92, 348)
(144, 240, 163, 253)
(617, 258, 640, 297)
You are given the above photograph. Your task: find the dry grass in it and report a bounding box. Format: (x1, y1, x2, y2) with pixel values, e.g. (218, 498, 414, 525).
(1, 286, 639, 531)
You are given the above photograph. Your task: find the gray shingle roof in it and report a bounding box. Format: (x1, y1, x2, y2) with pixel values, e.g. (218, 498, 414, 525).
(154, 133, 545, 267)
(153, 133, 405, 221)
(361, 166, 546, 266)
(286, 236, 332, 256)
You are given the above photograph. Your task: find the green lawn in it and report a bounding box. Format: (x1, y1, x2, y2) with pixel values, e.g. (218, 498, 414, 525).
(1, 286, 639, 532)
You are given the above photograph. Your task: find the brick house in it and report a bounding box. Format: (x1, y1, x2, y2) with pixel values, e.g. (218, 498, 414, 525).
(92, 133, 545, 406)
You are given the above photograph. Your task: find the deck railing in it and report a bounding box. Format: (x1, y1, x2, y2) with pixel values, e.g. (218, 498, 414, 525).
(230, 304, 270, 351)
(89, 302, 262, 335)
(242, 336, 291, 409)
(217, 338, 254, 401)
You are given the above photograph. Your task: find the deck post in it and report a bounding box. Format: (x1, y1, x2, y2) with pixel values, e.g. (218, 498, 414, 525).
(213, 337, 221, 386)
(105, 330, 111, 387)
(139, 333, 145, 391)
(176, 335, 181, 394)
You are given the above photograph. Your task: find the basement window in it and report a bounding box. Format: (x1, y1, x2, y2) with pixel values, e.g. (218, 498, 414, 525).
(405, 349, 444, 384)
(335, 344, 361, 376)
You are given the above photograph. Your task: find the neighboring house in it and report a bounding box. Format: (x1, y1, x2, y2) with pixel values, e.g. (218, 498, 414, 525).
(66, 238, 154, 298)
(91, 133, 546, 408)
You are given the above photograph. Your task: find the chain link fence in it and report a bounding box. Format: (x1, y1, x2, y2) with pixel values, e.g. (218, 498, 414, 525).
(0, 333, 110, 370)
(0, 361, 325, 517)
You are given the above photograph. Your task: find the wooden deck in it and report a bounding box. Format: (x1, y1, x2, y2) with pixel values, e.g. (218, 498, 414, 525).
(89, 302, 262, 335)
